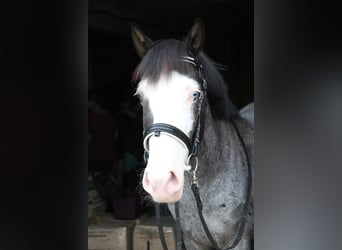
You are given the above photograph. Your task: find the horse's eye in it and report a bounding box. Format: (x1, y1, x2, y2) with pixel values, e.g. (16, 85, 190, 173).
(192, 91, 201, 102)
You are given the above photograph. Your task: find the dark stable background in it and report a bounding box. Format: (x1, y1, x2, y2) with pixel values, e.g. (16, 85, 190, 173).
(0, 0, 341, 249)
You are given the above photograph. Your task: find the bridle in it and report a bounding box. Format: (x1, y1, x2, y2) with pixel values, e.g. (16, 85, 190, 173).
(142, 54, 252, 250)
(143, 55, 206, 175)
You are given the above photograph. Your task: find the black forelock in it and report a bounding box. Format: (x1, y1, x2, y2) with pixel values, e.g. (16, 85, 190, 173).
(133, 39, 197, 83)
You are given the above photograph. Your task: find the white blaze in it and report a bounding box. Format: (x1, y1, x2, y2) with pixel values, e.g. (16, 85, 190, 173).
(137, 71, 200, 202)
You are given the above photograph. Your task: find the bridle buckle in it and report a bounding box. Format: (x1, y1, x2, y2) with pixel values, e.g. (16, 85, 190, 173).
(185, 154, 199, 186)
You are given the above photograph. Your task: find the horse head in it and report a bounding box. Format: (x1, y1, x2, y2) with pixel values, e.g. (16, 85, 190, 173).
(131, 19, 206, 203)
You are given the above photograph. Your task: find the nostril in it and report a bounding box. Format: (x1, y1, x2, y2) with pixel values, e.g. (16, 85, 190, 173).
(169, 171, 178, 185)
(170, 171, 177, 182)
(143, 169, 182, 195)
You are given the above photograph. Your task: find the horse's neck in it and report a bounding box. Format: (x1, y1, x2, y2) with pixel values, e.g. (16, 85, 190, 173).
(198, 108, 236, 175)
(196, 103, 254, 185)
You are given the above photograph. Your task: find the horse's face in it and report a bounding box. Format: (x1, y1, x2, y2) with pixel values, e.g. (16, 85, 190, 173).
(136, 72, 201, 203)
(132, 18, 205, 203)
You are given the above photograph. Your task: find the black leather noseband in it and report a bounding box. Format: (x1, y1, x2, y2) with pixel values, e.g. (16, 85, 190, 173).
(143, 123, 192, 156)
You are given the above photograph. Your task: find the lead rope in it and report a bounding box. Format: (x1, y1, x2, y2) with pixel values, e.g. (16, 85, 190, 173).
(155, 203, 169, 250)
(156, 202, 182, 250)
(175, 202, 183, 250)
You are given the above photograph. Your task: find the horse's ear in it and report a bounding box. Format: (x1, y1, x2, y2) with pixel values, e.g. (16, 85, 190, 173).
(186, 18, 205, 55)
(131, 23, 153, 57)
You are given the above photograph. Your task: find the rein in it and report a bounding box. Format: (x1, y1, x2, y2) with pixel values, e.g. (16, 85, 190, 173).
(143, 55, 252, 250)
(190, 118, 252, 249)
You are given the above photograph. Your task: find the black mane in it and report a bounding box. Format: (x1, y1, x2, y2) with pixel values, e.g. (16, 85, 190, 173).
(133, 39, 237, 120)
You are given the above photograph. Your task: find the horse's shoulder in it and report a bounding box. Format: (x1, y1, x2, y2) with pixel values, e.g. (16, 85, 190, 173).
(238, 102, 254, 128)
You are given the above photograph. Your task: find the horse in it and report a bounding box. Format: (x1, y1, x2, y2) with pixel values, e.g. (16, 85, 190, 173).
(131, 18, 254, 250)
